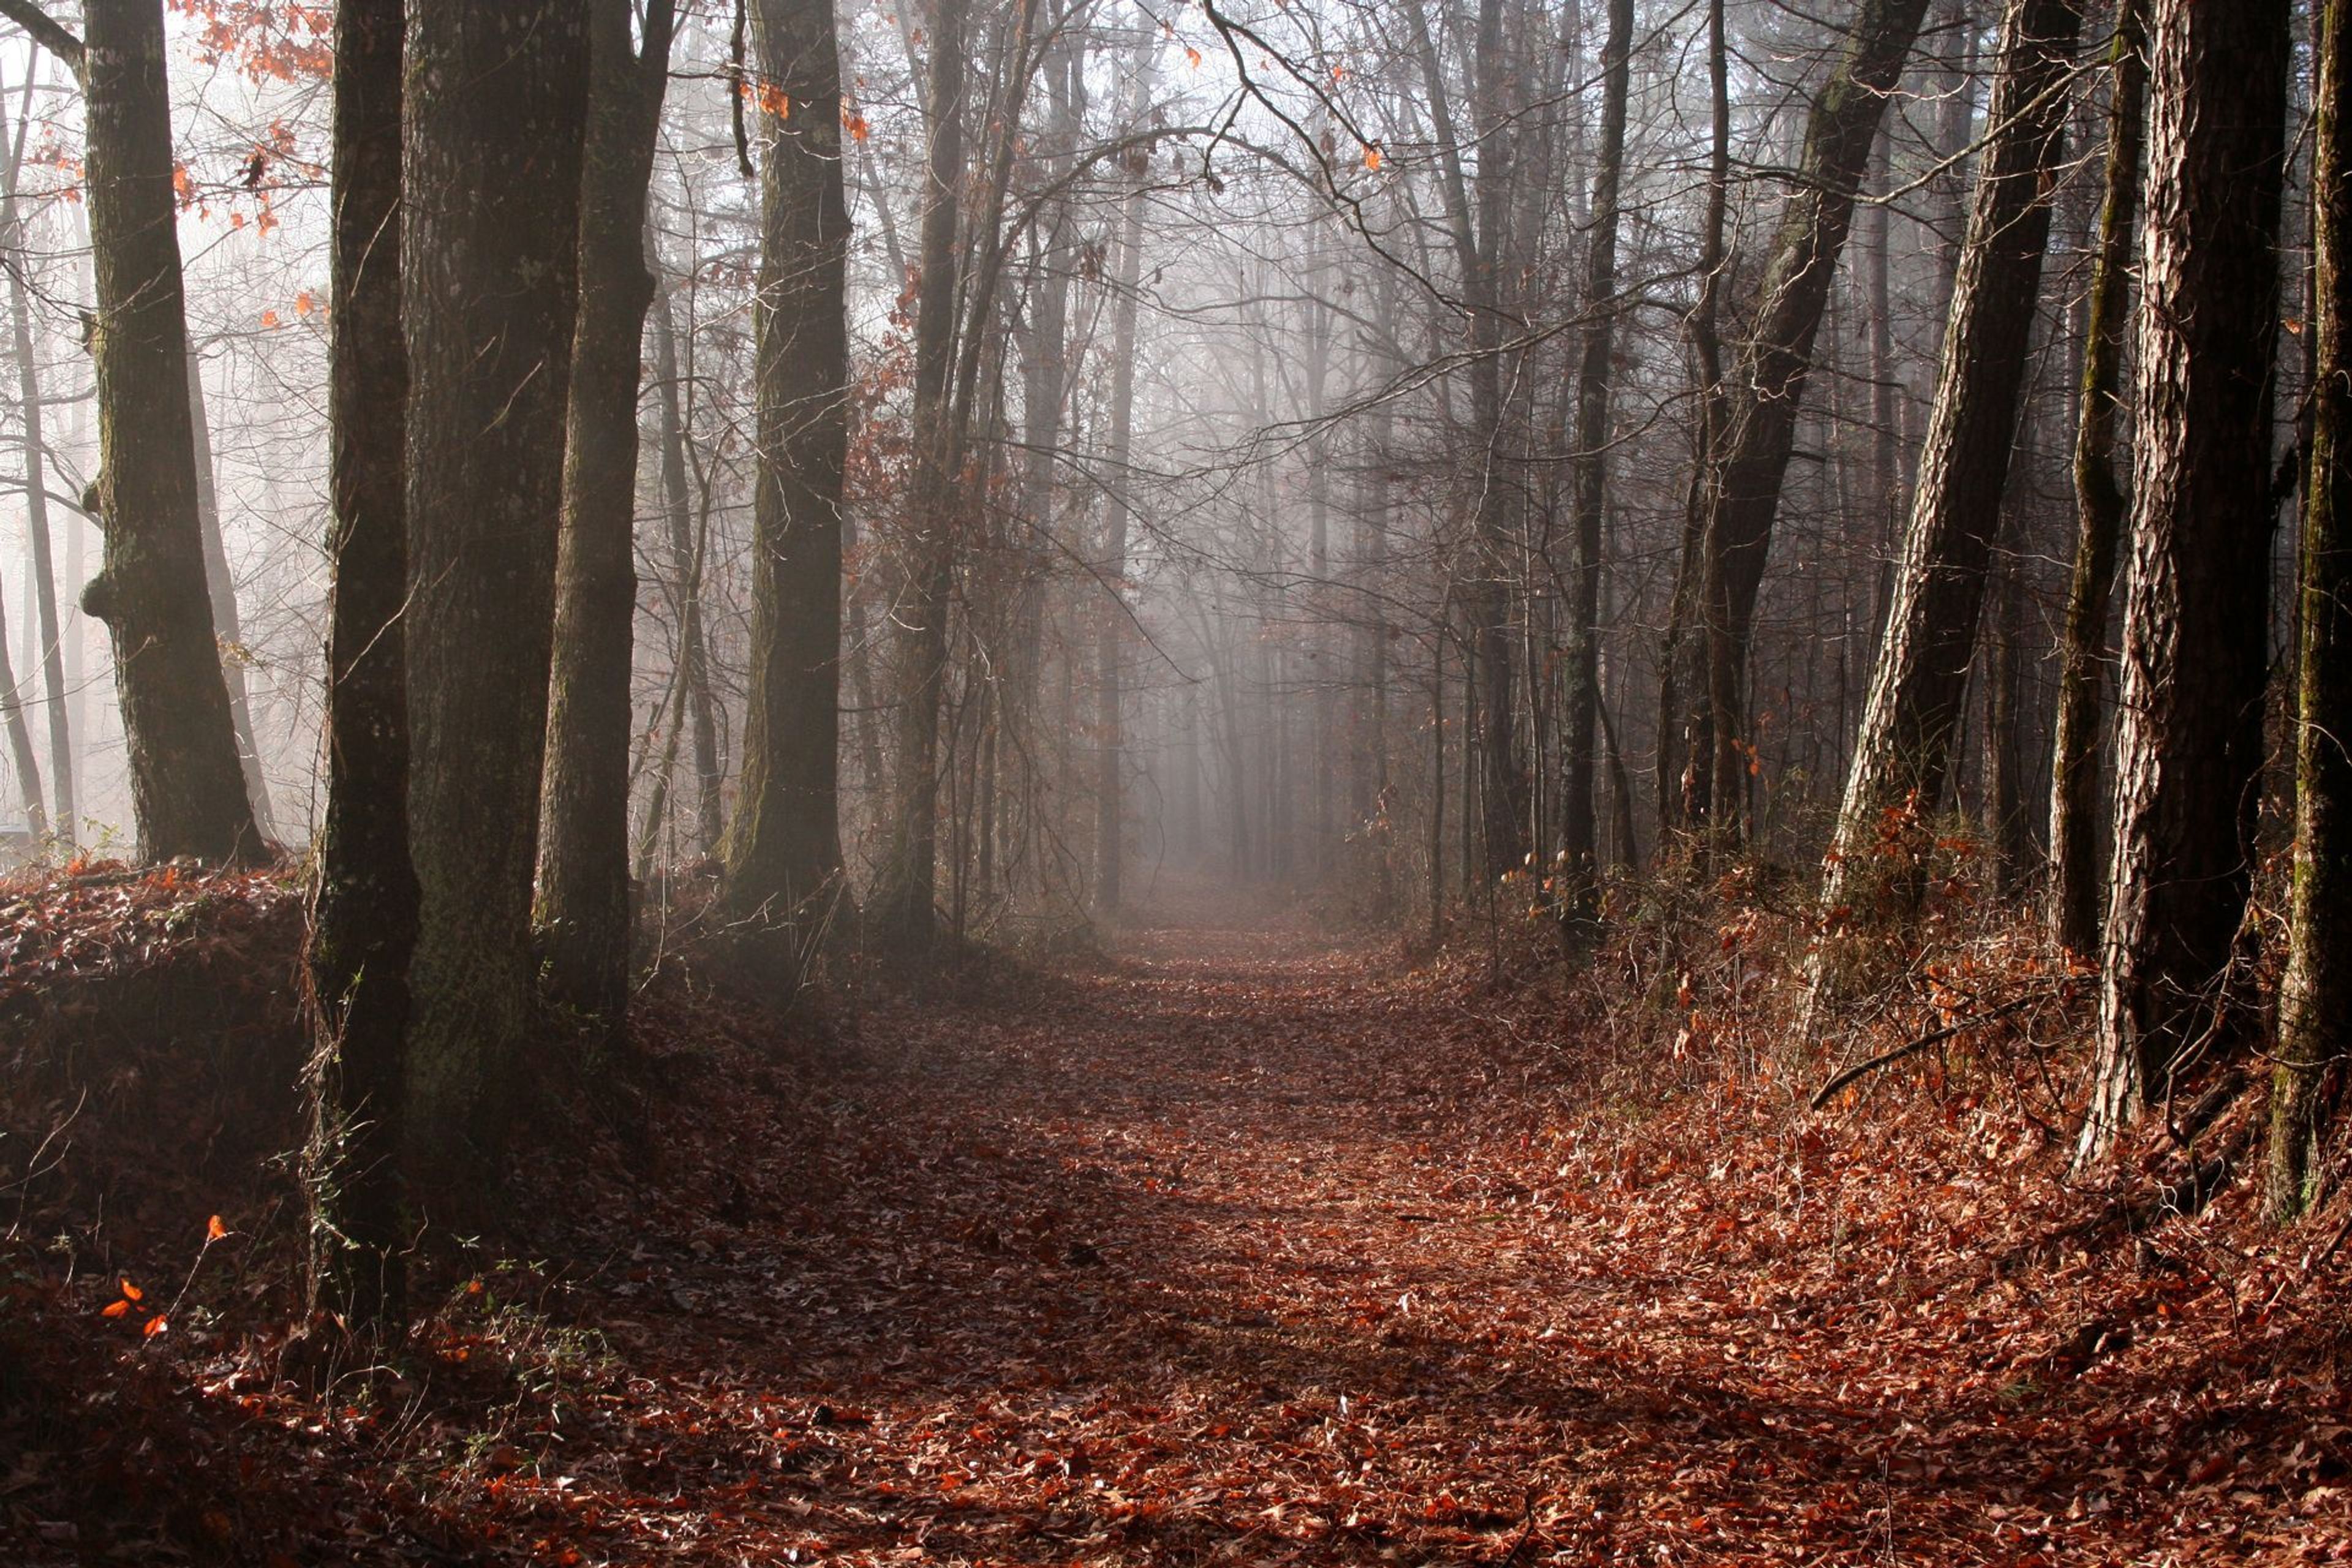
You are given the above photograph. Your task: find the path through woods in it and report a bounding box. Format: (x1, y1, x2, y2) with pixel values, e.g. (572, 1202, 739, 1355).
(406, 878, 2342, 1567)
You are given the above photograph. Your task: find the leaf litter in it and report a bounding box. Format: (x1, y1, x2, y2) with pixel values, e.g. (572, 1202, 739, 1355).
(1, 868, 2348, 1564)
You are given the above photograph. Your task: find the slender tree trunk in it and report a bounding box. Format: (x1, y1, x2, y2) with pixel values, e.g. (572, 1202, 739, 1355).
(1093, 62, 1149, 918)
(872, 0, 971, 959)
(2048, 0, 2146, 957)
(1656, 0, 1729, 846)
(1697, 0, 1931, 843)
(1986, 552, 2031, 888)
(183, 344, 276, 841)
(56, 0, 257, 864)
(0, 561, 42, 840)
(1559, 0, 1634, 921)
(724, 0, 853, 948)
(2077, 0, 2290, 1166)
(1808, 0, 2081, 1013)
(648, 268, 725, 855)
(537, 0, 676, 1019)
(2267, 0, 2352, 1222)
(1, 137, 72, 845)
(401, 0, 590, 1175)
(304, 0, 414, 1335)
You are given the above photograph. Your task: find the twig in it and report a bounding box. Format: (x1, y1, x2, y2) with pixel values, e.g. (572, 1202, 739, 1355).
(1807, 995, 2042, 1110)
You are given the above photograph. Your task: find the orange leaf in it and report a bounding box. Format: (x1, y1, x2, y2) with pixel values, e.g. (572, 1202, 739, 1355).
(1185, 46, 1202, 69)
(120, 1278, 143, 1302)
(206, 1214, 229, 1240)
(101, 1299, 130, 1318)
(260, 309, 281, 328)
(293, 290, 315, 317)
(143, 1314, 168, 1337)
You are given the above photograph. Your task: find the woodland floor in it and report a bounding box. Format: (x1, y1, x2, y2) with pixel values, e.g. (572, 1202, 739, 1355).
(7, 872, 2352, 1564)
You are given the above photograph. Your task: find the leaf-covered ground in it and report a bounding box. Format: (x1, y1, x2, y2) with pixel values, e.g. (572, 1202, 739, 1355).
(7, 875, 2351, 1563)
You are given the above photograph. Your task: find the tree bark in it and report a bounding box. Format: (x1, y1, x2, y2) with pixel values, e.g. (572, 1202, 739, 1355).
(1093, 62, 1149, 918)
(647, 265, 725, 855)
(722, 0, 852, 953)
(304, 0, 414, 1335)
(183, 343, 277, 842)
(537, 0, 676, 1020)
(402, 0, 590, 1175)
(1558, 0, 1634, 921)
(870, 0, 971, 959)
(2047, 0, 2145, 958)
(61, 0, 257, 863)
(2077, 0, 2290, 1167)
(2267, 0, 2352, 1223)
(1807, 0, 2081, 1013)
(1, 102, 72, 845)
(1695, 0, 1931, 843)
(1655, 0, 1730, 845)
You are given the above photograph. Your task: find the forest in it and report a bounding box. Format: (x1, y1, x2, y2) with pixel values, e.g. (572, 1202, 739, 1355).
(0, 0, 2347, 1561)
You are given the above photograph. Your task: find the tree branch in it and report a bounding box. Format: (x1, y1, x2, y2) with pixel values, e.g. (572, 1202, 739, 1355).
(1808, 995, 2045, 1110)
(0, 1, 83, 74)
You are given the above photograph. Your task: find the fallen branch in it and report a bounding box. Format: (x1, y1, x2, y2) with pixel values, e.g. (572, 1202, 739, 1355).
(1809, 995, 2043, 1110)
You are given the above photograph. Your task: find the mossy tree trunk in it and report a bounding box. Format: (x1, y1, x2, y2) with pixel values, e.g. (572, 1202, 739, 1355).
(2266, 0, 2352, 1223)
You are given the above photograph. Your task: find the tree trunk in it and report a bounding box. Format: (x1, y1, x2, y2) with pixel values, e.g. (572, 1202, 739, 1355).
(70, 0, 257, 864)
(870, 0, 970, 959)
(1807, 0, 2081, 1014)
(2077, 0, 2290, 1166)
(1093, 64, 1148, 918)
(402, 0, 590, 1175)
(537, 0, 674, 1019)
(2047, 0, 2146, 958)
(1, 121, 72, 845)
(2267, 0, 2352, 1223)
(183, 344, 276, 842)
(1697, 0, 1931, 843)
(304, 0, 415, 1335)
(0, 560, 42, 840)
(723, 0, 852, 950)
(1558, 0, 1634, 920)
(1655, 0, 1729, 846)
(647, 266, 725, 855)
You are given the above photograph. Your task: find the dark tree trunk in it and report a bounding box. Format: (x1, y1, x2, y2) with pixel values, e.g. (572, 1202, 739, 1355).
(2267, 0, 2352, 1223)
(1558, 0, 1634, 919)
(66, 0, 258, 864)
(2048, 0, 2146, 958)
(723, 0, 852, 949)
(1808, 0, 2081, 1011)
(537, 0, 676, 1020)
(871, 0, 970, 959)
(401, 0, 590, 1175)
(2078, 0, 2290, 1166)
(1696, 0, 1931, 842)
(304, 0, 415, 1335)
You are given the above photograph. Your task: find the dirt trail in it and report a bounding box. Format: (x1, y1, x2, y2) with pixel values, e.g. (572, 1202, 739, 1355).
(499, 888, 2334, 1566)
